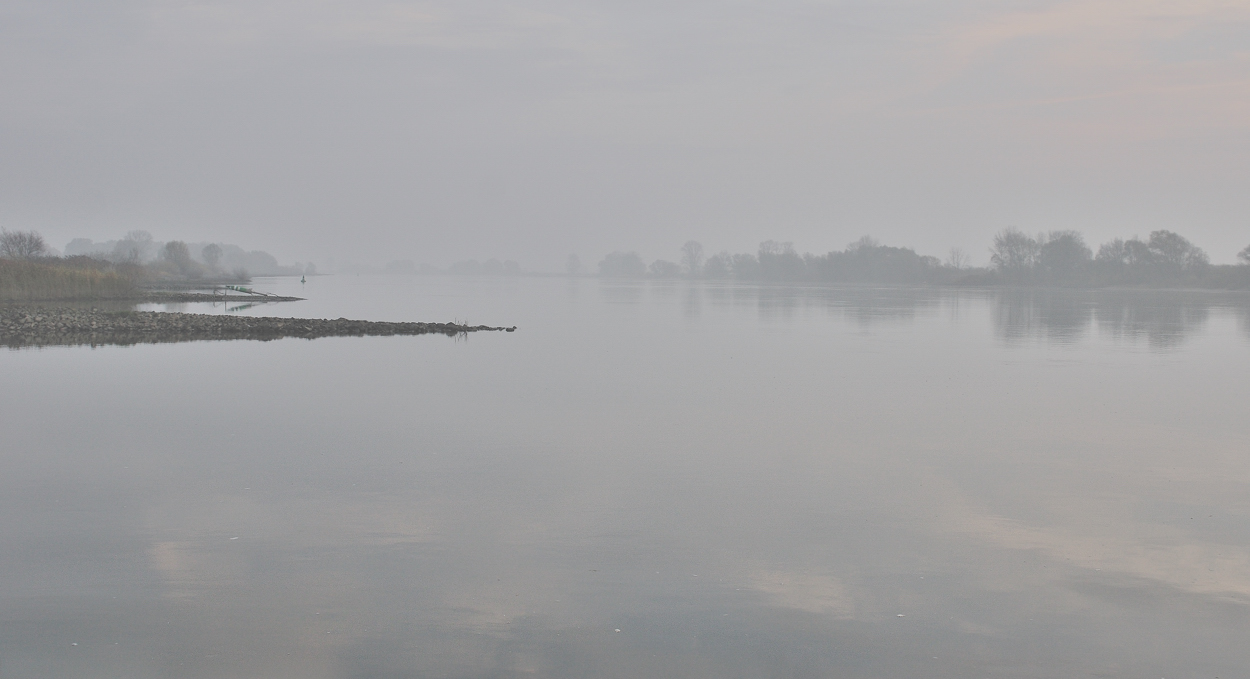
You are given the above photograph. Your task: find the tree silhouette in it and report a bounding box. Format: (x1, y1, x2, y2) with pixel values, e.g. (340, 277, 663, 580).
(202, 243, 223, 270)
(990, 229, 1040, 275)
(1038, 231, 1091, 283)
(0, 229, 47, 259)
(598, 251, 646, 278)
(680, 241, 704, 277)
(162, 241, 195, 275)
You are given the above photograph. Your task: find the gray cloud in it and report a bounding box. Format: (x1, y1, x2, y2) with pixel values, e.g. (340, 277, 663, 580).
(2, 0, 1248, 268)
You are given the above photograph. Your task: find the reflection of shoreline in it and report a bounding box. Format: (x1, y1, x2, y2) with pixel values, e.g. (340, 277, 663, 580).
(990, 288, 1250, 348)
(602, 280, 956, 323)
(597, 281, 1250, 346)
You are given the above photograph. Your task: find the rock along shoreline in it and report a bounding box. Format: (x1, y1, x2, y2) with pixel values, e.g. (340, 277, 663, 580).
(143, 291, 307, 303)
(1, 306, 515, 348)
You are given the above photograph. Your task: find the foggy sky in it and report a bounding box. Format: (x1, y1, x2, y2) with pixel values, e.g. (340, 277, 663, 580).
(2, 0, 1248, 270)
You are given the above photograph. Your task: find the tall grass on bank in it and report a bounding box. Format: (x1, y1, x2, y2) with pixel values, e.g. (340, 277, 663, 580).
(0, 257, 137, 301)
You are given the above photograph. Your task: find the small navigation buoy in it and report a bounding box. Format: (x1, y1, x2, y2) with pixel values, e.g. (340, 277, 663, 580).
(301, 275, 306, 284)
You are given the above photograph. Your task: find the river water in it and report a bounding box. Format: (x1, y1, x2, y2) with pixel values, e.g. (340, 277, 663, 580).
(3, 276, 1249, 678)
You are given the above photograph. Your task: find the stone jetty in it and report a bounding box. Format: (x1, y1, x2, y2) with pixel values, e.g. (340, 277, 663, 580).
(143, 292, 306, 303)
(1, 306, 515, 348)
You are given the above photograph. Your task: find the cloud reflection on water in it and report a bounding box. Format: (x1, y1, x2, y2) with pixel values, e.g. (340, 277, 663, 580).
(3, 277, 1250, 677)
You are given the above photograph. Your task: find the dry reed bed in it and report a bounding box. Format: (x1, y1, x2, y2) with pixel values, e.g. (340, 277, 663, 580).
(0, 259, 136, 301)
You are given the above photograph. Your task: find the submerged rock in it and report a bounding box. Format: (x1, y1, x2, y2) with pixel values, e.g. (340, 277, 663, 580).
(0, 306, 515, 348)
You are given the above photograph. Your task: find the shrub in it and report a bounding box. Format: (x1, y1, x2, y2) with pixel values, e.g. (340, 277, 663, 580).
(0, 230, 47, 259)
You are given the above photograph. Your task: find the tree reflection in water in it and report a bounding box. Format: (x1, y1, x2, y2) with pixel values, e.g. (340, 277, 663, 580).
(990, 289, 1250, 349)
(599, 281, 1250, 348)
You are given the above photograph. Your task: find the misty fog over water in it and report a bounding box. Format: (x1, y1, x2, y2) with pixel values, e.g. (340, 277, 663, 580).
(3, 276, 1249, 677)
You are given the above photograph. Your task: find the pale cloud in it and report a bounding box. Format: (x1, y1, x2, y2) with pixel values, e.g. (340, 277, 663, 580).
(746, 568, 858, 618)
(148, 540, 206, 599)
(907, 0, 1250, 132)
(932, 476, 1250, 603)
(3, 0, 1249, 266)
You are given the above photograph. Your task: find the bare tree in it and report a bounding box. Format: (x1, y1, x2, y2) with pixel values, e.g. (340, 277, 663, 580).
(847, 236, 879, 251)
(703, 251, 732, 278)
(946, 247, 968, 269)
(756, 240, 803, 280)
(758, 240, 791, 256)
(1145, 230, 1208, 271)
(1240, 244, 1250, 264)
(1038, 231, 1091, 280)
(649, 259, 682, 278)
(598, 251, 646, 278)
(113, 230, 154, 263)
(202, 243, 223, 270)
(162, 240, 195, 275)
(989, 228, 1040, 271)
(0, 229, 47, 259)
(679, 241, 704, 277)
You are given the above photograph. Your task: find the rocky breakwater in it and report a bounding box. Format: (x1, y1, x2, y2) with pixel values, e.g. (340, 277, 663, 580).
(143, 292, 306, 303)
(1, 306, 516, 348)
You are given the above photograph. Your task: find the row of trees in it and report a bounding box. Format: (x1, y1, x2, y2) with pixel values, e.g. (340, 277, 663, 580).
(154, 240, 227, 278)
(2, 228, 322, 281)
(1, 229, 311, 280)
(64, 231, 279, 277)
(1, 230, 140, 300)
(599, 238, 956, 284)
(989, 229, 1223, 285)
(597, 230, 1250, 287)
(2, 229, 238, 280)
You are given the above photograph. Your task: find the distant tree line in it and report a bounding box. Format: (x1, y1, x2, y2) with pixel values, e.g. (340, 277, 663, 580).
(595, 230, 1250, 288)
(989, 229, 1217, 286)
(0, 229, 312, 290)
(1, 229, 138, 300)
(63, 232, 311, 278)
(600, 238, 949, 284)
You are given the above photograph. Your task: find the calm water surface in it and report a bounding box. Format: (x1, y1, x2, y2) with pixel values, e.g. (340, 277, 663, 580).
(3, 276, 1250, 678)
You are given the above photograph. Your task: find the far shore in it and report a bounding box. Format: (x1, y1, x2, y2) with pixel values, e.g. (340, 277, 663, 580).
(18, 291, 309, 304)
(142, 291, 305, 303)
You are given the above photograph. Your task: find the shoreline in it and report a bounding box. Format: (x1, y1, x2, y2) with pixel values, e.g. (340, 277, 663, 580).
(0, 307, 515, 348)
(142, 291, 306, 303)
(0, 291, 307, 304)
